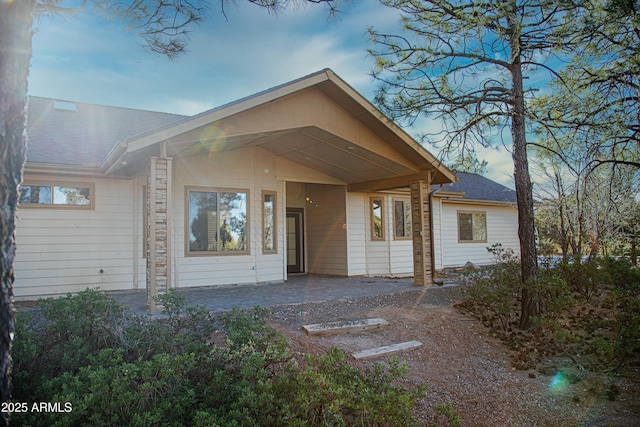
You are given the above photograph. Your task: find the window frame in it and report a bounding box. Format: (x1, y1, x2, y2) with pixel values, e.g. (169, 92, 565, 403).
(393, 198, 412, 240)
(262, 190, 277, 254)
(457, 210, 488, 243)
(18, 181, 95, 209)
(370, 196, 385, 241)
(185, 186, 250, 256)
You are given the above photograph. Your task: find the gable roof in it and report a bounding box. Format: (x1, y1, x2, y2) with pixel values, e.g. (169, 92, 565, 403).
(26, 69, 456, 189)
(434, 172, 517, 204)
(27, 96, 186, 169)
(100, 69, 456, 188)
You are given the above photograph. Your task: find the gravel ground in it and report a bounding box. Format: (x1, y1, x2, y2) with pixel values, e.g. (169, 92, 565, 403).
(266, 285, 640, 427)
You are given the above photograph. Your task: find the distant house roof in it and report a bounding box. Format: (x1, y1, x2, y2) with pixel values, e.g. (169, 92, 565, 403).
(27, 96, 186, 167)
(434, 171, 517, 204)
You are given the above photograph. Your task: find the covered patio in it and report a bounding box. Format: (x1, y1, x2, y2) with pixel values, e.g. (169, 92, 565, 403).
(106, 275, 432, 315)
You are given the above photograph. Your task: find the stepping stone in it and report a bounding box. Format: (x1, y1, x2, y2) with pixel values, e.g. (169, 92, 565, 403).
(352, 340, 423, 360)
(302, 318, 389, 336)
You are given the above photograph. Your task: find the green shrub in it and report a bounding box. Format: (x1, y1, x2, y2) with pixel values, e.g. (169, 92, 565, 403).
(12, 289, 427, 427)
(557, 258, 610, 300)
(460, 244, 522, 331)
(531, 269, 574, 319)
(293, 348, 425, 427)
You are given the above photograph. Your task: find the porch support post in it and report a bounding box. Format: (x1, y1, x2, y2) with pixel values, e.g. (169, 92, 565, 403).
(410, 177, 434, 286)
(146, 156, 172, 313)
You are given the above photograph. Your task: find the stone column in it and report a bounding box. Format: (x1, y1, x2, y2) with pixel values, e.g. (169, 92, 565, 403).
(410, 179, 434, 286)
(146, 156, 172, 312)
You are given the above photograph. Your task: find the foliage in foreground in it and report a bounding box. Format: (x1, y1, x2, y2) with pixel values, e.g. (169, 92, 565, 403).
(459, 246, 640, 373)
(11, 289, 425, 427)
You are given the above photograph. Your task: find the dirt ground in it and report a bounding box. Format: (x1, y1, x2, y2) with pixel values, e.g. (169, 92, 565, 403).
(267, 286, 640, 427)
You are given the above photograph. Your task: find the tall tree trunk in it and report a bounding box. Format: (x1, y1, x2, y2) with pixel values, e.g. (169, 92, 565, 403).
(508, 14, 539, 330)
(0, 1, 36, 424)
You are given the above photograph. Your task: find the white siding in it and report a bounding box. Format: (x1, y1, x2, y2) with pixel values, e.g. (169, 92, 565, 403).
(437, 200, 520, 268)
(14, 177, 135, 297)
(345, 192, 367, 276)
(432, 196, 444, 270)
(172, 147, 286, 287)
(365, 193, 391, 275)
(361, 192, 414, 277)
(172, 147, 352, 288)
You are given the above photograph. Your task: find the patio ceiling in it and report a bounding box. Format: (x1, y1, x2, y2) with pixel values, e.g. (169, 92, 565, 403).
(165, 125, 419, 187)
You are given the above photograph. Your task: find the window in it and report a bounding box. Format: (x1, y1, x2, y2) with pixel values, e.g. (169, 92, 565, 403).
(187, 188, 249, 254)
(394, 199, 412, 239)
(19, 182, 93, 208)
(370, 197, 384, 240)
(263, 191, 277, 253)
(458, 211, 487, 242)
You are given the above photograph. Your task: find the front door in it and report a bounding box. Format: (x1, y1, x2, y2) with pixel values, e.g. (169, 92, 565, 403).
(286, 209, 304, 274)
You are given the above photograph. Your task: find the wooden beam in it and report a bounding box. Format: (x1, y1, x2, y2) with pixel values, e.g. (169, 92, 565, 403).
(352, 341, 423, 360)
(347, 170, 433, 192)
(302, 318, 389, 336)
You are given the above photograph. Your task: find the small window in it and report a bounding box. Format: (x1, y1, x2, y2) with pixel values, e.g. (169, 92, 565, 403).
(187, 187, 249, 255)
(19, 182, 93, 209)
(370, 197, 384, 240)
(458, 211, 487, 242)
(394, 199, 412, 239)
(263, 191, 277, 253)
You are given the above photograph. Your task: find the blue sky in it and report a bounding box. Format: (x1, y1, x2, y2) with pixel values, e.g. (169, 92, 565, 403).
(29, 1, 516, 187)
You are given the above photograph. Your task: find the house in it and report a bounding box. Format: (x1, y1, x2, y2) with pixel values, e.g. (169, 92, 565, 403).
(431, 172, 519, 270)
(16, 69, 519, 309)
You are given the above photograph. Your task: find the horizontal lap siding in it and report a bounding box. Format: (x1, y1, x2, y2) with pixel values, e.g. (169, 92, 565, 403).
(346, 193, 366, 276)
(440, 201, 520, 268)
(173, 148, 285, 288)
(14, 178, 135, 297)
(389, 239, 413, 275)
(365, 193, 390, 275)
(432, 197, 444, 270)
(305, 184, 347, 276)
(363, 193, 414, 277)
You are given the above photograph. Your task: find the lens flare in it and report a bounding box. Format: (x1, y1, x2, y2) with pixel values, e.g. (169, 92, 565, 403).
(198, 124, 228, 159)
(549, 371, 568, 392)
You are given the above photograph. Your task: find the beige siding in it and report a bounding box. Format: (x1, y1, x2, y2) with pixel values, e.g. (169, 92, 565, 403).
(305, 184, 348, 275)
(438, 200, 520, 268)
(14, 177, 135, 298)
(173, 147, 281, 287)
(172, 147, 350, 288)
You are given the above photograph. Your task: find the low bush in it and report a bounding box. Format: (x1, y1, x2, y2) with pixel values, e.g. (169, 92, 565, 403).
(12, 288, 426, 426)
(557, 258, 610, 301)
(460, 248, 640, 371)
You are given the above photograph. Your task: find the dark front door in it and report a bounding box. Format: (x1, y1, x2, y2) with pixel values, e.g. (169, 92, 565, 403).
(286, 209, 304, 274)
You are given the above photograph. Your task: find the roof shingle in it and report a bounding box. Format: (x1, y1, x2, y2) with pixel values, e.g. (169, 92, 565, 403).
(27, 96, 186, 167)
(435, 171, 517, 203)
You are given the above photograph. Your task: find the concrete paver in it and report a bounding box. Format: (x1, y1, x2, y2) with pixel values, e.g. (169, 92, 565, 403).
(107, 275, 421, 314)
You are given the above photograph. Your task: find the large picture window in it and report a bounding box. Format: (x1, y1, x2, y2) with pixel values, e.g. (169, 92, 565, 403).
(458, 211, 487, 242)
(187, 188, 248, 254)
(370, 197, 384, 240)
(394, 199, 412, 239)
(19, 182, 93, 208)
(263, 191, 277, 253)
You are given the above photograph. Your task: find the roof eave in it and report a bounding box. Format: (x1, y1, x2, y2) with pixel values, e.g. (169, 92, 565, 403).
(440, 197, 518, 207)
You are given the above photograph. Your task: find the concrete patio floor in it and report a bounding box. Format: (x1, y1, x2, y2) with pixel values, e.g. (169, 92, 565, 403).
(106, 275, 439, 314)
